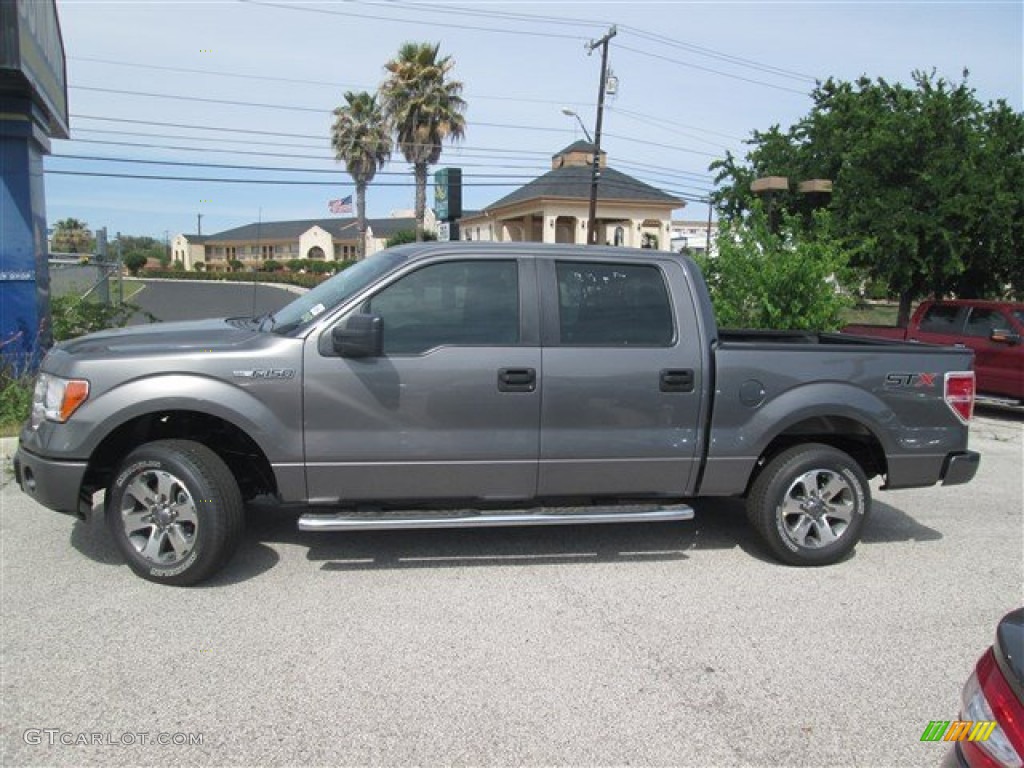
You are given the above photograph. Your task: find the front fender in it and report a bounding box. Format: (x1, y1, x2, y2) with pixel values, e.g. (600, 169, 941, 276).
(21, 373, 303, 467)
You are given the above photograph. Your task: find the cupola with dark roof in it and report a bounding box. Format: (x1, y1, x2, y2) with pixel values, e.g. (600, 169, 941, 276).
(551, 140, 606, 170)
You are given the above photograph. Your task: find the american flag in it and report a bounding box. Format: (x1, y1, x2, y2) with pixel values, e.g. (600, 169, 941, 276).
(328, 195, 352, 214)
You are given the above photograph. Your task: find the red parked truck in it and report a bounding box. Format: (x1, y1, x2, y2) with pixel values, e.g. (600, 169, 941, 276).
(843, 300, 1024, 405)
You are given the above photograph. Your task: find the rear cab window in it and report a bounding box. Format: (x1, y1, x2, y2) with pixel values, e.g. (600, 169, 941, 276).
(918, 304, 964, 334)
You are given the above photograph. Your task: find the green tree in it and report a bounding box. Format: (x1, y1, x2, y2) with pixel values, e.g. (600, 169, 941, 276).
(228, 259, 244, 272)
(380, 42, 467, 242)
(695, 206, 852, 331)
(331, 91, 392, 260)
(711, 70, 1024, 325)
(123, 252, 148, 275)
(51, 218, 94, 254)
(385, 229, 437, 247)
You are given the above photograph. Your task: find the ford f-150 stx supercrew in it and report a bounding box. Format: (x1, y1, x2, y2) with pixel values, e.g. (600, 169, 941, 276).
(13, 243, 980, 585)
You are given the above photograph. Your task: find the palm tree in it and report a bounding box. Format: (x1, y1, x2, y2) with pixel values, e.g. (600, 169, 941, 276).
(331, 91, 393, 260)
(380, 42, 467, 242)
(51, 218, 94, 254)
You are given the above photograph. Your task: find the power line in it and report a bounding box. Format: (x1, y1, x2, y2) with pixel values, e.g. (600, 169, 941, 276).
(68, 56, 586, 109)
(616, 43, 809, 96)
(57, 136, 714, 194)
(50, 153, 543, 179)
(69, 85, 727, 159)
(619, 25, 817, 83)
(352, 0, 814, 86)
(68, 131, 551, 171)
(239, 0, 589, 41)
(46, 169, 708, 202)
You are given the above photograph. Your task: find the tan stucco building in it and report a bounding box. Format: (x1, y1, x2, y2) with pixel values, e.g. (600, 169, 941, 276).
(459, 142, 684, 250)
(173, 211, 436, 271)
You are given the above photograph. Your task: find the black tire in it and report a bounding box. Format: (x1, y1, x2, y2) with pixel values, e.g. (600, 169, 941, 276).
(106, 439, 244, 586)
(747, 443, 870, 566)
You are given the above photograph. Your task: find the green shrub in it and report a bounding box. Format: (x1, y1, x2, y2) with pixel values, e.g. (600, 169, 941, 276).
(50, 295, 142, 341)
(142, 269, 330, 289)
(0, 364, 33, 434)
(695, 208, 853, 331)
(123, 252, 148, 275)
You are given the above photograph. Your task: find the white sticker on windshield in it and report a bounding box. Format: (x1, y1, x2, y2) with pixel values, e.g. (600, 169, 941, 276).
(309, 303, 325, 317)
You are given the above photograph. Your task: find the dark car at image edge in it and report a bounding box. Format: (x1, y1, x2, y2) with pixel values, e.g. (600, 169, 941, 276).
(955, 607, 1024, 768)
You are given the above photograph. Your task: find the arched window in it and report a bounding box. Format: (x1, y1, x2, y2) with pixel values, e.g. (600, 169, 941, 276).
(614, 226, 625, 247)
(308, 246, 325, 260)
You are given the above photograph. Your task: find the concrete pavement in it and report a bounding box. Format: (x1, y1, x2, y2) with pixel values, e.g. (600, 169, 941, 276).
(1, 411, 1020, 766)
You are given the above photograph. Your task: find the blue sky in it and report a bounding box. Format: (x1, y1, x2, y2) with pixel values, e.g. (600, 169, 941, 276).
(46, 0, 1023, 241)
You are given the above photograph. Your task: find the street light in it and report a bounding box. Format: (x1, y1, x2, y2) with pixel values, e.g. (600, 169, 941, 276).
(750, 176, 832, 232)
(560, 108, 593, 143)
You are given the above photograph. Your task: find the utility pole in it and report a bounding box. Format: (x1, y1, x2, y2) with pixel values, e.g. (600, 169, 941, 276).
(197, 213, 203, 236)
(586, 25, 616, 245)
(116, 231, 123, 305)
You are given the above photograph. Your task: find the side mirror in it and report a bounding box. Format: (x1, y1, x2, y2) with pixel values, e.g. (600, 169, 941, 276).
(333, 314, 383, 358)
(990, 328, 1021, 345)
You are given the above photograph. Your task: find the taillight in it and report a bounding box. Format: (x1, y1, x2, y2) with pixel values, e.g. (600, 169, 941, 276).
(945, 372, 976, 424)
(959, 648, 1024, 767)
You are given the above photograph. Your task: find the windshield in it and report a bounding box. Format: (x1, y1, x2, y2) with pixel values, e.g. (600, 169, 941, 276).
(1014, 310, 1024, 327)
(268, 250, 409, 334)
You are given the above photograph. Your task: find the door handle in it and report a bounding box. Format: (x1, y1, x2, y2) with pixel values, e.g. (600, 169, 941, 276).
(660, 368, 694, 393)
(498, 367, 536, 393)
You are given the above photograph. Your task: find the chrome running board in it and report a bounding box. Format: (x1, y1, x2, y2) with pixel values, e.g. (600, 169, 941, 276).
(297, 504, 694, 532)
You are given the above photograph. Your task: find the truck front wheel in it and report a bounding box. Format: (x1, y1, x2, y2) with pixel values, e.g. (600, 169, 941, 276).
(106, 439, 244, 585)
(747, 443, 870, 566)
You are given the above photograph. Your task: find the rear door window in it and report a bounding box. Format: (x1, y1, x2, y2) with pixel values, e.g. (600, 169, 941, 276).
(555, 262, 674, 346)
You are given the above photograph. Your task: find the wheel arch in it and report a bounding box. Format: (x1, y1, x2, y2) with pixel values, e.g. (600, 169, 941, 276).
(82, 409, 278, 503)
(746, 413, 888, 497)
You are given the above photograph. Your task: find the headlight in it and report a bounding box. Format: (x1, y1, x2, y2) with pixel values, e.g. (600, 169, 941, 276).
(30, 374, 90, 430)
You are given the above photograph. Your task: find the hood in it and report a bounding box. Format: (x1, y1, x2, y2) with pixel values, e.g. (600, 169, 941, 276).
(57, 318, 261, 357)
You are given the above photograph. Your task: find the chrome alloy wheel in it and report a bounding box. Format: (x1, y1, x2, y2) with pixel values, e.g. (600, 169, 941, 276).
(778, 468, 855, 549)
(120, 469, 199, 566)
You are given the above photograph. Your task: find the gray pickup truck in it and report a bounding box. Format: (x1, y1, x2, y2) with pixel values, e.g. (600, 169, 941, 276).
(14, 242, 980, 585)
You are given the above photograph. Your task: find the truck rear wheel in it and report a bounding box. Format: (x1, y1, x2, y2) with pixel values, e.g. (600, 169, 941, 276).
(747, 443, 870, 566)
(106, 439, 244, 586)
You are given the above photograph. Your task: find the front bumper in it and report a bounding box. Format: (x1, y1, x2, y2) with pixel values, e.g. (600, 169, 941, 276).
(12, 445, 90, 518)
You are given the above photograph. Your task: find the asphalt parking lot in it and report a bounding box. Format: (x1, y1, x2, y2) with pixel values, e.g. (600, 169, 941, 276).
(1, 409, 1020, 767)
(125, 279, 300, 325)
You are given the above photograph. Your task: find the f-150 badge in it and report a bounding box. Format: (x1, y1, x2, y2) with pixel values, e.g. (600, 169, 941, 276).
(233, 369, 295, 379)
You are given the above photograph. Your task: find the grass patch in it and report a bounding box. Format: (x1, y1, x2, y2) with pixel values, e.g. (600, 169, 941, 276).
(841, 302, 901, 326)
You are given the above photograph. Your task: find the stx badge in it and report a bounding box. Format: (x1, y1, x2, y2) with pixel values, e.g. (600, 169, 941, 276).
(885, 372, 937, 388)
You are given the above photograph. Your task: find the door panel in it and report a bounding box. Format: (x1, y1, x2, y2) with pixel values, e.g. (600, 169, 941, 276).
(964, 307, 1024, 399)
(302, 258, 540, 504)
(537, 259, 704, 498)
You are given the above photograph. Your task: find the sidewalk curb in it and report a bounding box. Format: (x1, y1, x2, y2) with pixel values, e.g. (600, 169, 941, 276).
(126, 278, 309, 295)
